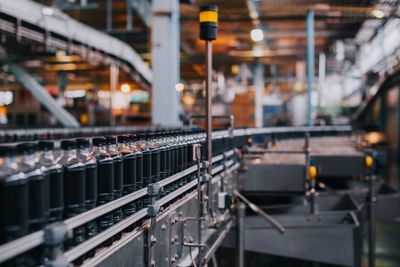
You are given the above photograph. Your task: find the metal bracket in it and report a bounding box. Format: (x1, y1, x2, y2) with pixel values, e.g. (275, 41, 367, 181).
(148, 183, 161, 196)
(201, 174, 211, 183)
(183, 242, 206, 248)
(44, 222, 71, 267)
(44, 222, 70, 246)
(201, 161, 210, 170)
(147, 204, 160, 217)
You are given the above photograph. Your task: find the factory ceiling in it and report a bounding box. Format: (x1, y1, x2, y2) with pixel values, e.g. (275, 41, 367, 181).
(17, 0, 400, 88)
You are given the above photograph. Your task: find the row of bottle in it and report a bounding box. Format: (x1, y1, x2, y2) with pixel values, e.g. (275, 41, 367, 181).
(0, 127, 201, 144)
(0, 130, 206, 246)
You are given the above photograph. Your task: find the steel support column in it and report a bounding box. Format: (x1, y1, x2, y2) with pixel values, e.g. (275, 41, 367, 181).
(306, 10, 315, 126)
(7, 62, 79, 127)
(151, 0, 180, 126)
(106, 0, 112, 32)
(126, 0, 133, 31)
(254, 60, 264, 128)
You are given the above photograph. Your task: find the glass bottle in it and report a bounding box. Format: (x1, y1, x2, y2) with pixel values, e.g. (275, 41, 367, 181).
(0, 145, 28, 243)
(117, 135, 136, 219)
(59, 140, 86, 246)
(76, 138, 98, 240)
(105, 136, 123, 240)
(17, 143, 46, 233)
(92, 137, 114, 235)
(37, 141, 63, 223)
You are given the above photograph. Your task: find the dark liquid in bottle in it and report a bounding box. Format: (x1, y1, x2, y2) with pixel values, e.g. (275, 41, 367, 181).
(1, 177, 28, 243)
(151, 148, 160, 183)
(64, 164, 86, 246)
(122, 153, 136, 218)
(142, 150, 151, 187)
(135, 152, 143, 210)
(97, 158, 114, 233)
(26, 172, 46, 232)
(84, 162, 98, 240)
(47, 168, 63, 222)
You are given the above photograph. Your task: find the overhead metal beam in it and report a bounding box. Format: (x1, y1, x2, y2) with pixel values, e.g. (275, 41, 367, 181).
(132, 0, 152, 28)
(3, 59, 80, 128)
(181, 15, 394, 23)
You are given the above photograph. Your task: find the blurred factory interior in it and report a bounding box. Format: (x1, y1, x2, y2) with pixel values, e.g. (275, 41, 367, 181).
(0, 0, 400, 267)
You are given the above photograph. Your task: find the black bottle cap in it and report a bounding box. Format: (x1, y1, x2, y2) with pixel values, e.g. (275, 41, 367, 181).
(146, 132, 155, 139)
(137, 133, 146, 140)
(17, 142, 38, 154)
(60, 139, 77, 150)
(128, 134, 137, 142)
(0, 145, 17, 157)
(92, 137, 106, 146)
(76, 138, 90, 148)
(117, 135, 129, 143)
(38, 141, 54, 151)
(105, 136, 117, 145)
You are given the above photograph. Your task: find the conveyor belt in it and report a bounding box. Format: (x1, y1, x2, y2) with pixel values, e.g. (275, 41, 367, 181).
(0, 149, 237, 265)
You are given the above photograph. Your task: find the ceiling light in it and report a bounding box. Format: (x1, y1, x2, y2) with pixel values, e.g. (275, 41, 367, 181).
(64, 90, 86, 98)
(42, 7, 54, 16)
(120, 83, 131, 93)
(175, 83, 185, 92)
(371, 9, 384, 19)
(250, 29, 264, 42)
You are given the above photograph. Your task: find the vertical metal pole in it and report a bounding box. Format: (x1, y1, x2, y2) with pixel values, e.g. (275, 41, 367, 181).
(305, 132, 315, 214)
(254, 60, 264, 128)
(126, 0, 133, 31)
(206, 40, 213, 211)
(379, 93, 386, 131)
(58, 71, 67, 95)
(195, 144, 202, 267)
(106, 0, 112, 32)
(236, 202, 245, 267)
(306, 10, 315, 126)
(318, 53, 326, 113)
(110, 64, 119, 126)
(367, 174, 376, 267)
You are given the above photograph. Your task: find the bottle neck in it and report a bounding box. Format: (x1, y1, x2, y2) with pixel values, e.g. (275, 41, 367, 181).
(78, 147, 90, 156)
(108, 143, 118, 150)
(62, 148, 77, 158)
(23, 153, 37, 164)
(3, 156, 17, 166)
(42, 150, 55, 161)
(139, 139, 147, 149)
(93, 145, 107, 154)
